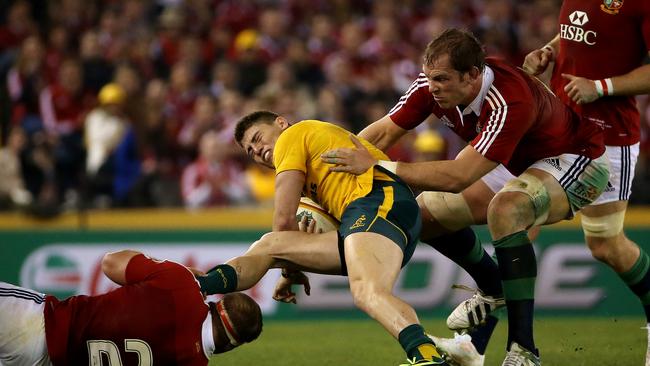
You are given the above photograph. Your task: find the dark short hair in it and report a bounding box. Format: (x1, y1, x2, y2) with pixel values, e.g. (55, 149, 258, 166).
(234, 110, 279, 146)
(423, 28, 485, 73)
(221, 292, 263, 343)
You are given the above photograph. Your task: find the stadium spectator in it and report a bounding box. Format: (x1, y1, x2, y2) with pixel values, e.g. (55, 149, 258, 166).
(84, 83, 128, 207)
(38, 58, 94, 205)
(522, 2, 650, 364)
(79, 30, 114, 94)
(10, 0, 650, 213)
(320, 29, 609, 366)
(199, 111, 449, 366)
(3, 35, 45, 134)
(181, 130, 251, 208)
(0, 249, 263, 365)
(0, 126, 31, 209)
(0, 0, 36, 56)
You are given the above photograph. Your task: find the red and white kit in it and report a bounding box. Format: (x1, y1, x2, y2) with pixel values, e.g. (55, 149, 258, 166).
(390, 57, 605, 203)
(551, 0, 650, 203)
(0, 255, 214, 366)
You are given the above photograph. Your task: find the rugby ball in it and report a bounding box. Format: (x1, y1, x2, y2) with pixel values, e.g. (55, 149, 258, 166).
(296, 197, 340, 232)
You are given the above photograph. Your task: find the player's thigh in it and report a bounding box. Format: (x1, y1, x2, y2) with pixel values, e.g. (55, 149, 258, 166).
(589, 143, 639, 206)
(344, 232, 404, 292)
(0, 283, 49, 366)
(418, 174, 500, 238)
(522, 153, 609, 225)
(251, 230, 342, 275)
(579, 144, 638, 239)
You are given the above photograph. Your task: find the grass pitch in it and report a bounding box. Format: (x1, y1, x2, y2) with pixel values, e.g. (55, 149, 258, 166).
(212, 317, 645, 365)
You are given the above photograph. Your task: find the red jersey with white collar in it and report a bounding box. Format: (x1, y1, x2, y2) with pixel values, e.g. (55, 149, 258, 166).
(44, 254, 210, 366)
(550, 0, 650, 146)
(389, 57, 604, 176)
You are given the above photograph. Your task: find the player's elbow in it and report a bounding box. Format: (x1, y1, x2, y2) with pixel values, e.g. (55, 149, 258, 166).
(273, 216, 297, 231)
(101, 250, 139, 284)
(101, 252, 122, 277)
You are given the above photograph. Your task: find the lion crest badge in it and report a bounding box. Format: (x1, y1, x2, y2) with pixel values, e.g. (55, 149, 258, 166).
(601, 0, 623, 14)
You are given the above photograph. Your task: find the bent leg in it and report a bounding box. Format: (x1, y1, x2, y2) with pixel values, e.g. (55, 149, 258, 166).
(344, 232, 442, 362)
(418, 180, 501, 296)
(345, 232, 410, 337)
(487, 169, 571, 354)
(582, 201, 650, 323)
(419, 179, 502, 354)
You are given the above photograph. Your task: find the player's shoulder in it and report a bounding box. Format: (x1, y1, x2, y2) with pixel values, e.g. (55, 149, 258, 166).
(283, 120, 348, 140)
(486, 57, 534, 103)
(401, 73, 431, 98)
(137, 256, 199, 287)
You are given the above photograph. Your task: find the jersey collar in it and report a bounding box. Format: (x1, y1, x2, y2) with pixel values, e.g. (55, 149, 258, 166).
(460, 65, 494, 116)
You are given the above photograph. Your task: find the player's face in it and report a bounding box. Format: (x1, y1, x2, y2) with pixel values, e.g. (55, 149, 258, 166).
(422, 54, 473, 109)
(240, 118, 285, 169)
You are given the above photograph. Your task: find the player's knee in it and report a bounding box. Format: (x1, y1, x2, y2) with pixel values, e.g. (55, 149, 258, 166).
(490, 174, 550, 229)
(247, 232, 279, 254)
(349, 281, 378, 313)
(488, 191, 531, 226)
(586, 237, 614, 263)
(417, 191, 474, 232)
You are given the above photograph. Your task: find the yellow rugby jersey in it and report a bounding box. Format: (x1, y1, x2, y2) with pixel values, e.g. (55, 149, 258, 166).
(273, 120, 394, 220)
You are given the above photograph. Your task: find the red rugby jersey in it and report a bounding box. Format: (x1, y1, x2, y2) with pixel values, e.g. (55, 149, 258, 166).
(44, 254, 210, 366)
(389, 57, 604, 176)
(550, 0, 650, 146)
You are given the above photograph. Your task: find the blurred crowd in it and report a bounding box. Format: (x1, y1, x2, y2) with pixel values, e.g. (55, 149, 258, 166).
(1, 0, 649, 216)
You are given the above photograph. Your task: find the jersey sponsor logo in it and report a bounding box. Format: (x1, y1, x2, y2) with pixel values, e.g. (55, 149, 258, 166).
(569, 11, 589, 26)
(543, 158, 562, 171)
(601, 0, 623, 15)
(349, 214, 367, 229)
(561, 11, 597, 45)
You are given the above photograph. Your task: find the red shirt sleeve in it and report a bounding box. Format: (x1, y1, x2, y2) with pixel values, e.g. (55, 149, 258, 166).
(388, 74, 435, 130)
(125, 254, 197, 290)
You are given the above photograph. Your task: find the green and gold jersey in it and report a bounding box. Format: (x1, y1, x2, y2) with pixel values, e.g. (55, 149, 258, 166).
(273, 120, 393, 220)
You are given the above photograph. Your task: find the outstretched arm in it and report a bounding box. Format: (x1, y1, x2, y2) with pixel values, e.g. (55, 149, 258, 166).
(324, 140, 497, 192)
(395, 146, 498, 192)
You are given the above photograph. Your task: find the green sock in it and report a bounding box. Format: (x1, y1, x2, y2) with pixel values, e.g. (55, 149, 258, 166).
(398, 324, 440, 361)
(620, 249, 650, 321)
(493, 230, 537, 353)
(197, 264, 238, 295)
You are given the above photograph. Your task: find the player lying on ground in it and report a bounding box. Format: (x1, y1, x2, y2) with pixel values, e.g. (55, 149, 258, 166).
(198, 111, 449, 366)
(0, 250, 262, 366)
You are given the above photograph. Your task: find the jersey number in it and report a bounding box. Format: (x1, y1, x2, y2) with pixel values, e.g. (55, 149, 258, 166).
(87, 339, 152, 366)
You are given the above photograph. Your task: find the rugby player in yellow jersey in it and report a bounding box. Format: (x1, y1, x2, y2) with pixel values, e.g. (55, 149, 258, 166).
(196, 110, 449, 366)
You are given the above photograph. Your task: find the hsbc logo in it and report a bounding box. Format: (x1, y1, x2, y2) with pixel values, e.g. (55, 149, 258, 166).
(569, 11, 589, 26)
(560, 10, 597, 45)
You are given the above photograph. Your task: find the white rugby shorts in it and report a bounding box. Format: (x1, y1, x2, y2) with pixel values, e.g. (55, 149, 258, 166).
(590, 143, 639, 205)
(0, 282, 50, 366)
